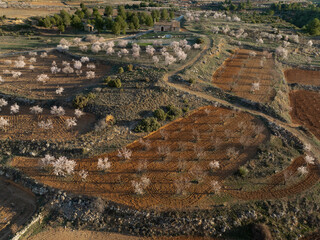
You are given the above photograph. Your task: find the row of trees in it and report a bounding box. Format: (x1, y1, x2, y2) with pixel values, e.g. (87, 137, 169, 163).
(39, 3, 175, 34)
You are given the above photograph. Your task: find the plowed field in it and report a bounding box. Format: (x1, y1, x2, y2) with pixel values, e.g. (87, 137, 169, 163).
(212, 49, 277, 103)
(285, 69, 320, 86)
(289, 90, 320, 140)
(0, 103, 95, 141)
(0, 50, 111, 99)
(11, 106, 269, 210)
(0, 178, 36, 240)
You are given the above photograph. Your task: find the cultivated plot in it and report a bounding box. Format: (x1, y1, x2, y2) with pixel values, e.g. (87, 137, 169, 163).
(289, 90, 320, 140)
(212, 49, 278, 103)
(285, 68, 320, 86)
(12, 106, 269, 210)
(0, 50, 111, 99)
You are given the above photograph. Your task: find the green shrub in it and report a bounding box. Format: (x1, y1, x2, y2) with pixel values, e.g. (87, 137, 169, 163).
(127, 64, 133, 72)
(196, 37, 205, 44)
(118, 67, 124, 74)
(188, 78, 195, 85)
(104, 76, 111, 84)
(154, 108, 167, 121)
(134, 117, 160, 132)
(237, 166, 249, 177)
(73, 93, 96, 109)
(166, 104, 182, 120)
(108, 79, 122, 88)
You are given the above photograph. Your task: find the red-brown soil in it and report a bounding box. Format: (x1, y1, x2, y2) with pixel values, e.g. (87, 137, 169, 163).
(11, 106, 269, 210)
(0, 103, 95, 141)
(289, 90, 320, 140)
(212, 49, 277, 103)
(0, 177, 36, 240)
(285, 69, 320, 86)
(228, 156, 320, 200)
(27, 227, 220, 240)
(0, 50, 111, 99)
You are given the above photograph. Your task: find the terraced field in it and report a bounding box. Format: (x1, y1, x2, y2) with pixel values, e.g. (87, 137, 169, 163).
(212, 49, 278, 103)
(11, 105, 269, 210)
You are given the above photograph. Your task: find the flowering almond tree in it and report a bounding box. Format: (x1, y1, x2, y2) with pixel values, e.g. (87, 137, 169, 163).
(38, 119, 53, 129)
(131, 176, 150, 195)
(37, 74, 49, 83)
(10, 103, 19, 114)
(39, 154, 55, 169)
(74, 109, 84, 118)
(86, 71, 95, 79)
(79, 170, 88, 181)
(56, 87, 64, 95)
(65, 118, 77, 129)
(211, 180, 221, 194)
(0, 117, 9, 130)
(50, 106, 65, 116)
(30, 105, 43, 115)
(52, 156, 76, 177)
(117, 147, 132, 161)
(80, 56, 90, 63)
(0, 98, 8, 110)
(97, 157, 111, 172)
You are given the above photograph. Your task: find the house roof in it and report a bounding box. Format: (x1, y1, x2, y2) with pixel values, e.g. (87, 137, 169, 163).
(154, 21, 180, 27)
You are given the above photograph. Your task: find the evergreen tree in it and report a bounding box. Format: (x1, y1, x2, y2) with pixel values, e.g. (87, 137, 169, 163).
(161, 9, 168, 20)
(112, 21, 121, 35)
(105, 5, 113, 17)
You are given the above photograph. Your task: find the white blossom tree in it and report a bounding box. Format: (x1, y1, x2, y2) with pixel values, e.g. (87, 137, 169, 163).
(86, 71, 95, 79)
(56, 87, 64, 95)
(10, 103, 19, 114)
(30, 105, 43, 115)
(39, 154, 55, 168)
(79, 170, 88, 181)
(65, 117, 77, 129)
(211, 180, 221, 194)
(50, 106, 65, 116)
(80, 56, 90, 63)
(14, 60, 26, 68)
(38, 119, 53, 129)
(12, 71, 22, 78)
(0, 98, 8, 111)
(52, 156, 76, 177)
(117, 147, 132, 161)
(97, 157, 111, 171)
(0, 117, 9, 130)
(37, 74, 49, 83)
(74, 109, 84, 118)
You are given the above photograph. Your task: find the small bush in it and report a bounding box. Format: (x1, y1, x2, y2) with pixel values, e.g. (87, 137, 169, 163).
(127, 64, 133, 72)
(134, 117, 160, 132)
(154, 108, 167, 121)
(73, 93, 96, 109)
(108, 79, 122, 88)
(166, 104, 182, 120)
(104, 76, 111, 84)
(118, 67, 124, 74)
(237, 166, 249, 177)
(196, 37, 205, 44)
(188, 78, 196, 85)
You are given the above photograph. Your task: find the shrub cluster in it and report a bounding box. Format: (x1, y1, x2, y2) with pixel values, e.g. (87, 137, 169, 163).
(134, 117, 160, 132)
(73, 92, 96, 109)
(153, 104, 182, 121)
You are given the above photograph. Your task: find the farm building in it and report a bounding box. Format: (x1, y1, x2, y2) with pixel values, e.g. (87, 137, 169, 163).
(154, 21, 180, 32)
